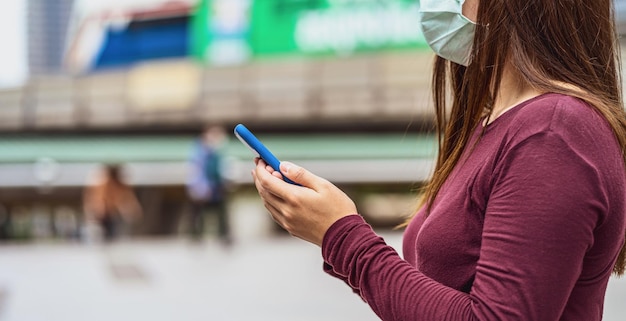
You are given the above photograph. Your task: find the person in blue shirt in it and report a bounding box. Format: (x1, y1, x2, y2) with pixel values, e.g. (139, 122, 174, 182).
(186, 125, 231, 245)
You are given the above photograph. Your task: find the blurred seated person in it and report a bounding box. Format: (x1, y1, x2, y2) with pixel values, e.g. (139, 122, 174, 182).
(83, 164, 142, 242)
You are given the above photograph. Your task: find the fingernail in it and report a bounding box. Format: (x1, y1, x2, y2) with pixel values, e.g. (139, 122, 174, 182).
(280, 162, 293, 174)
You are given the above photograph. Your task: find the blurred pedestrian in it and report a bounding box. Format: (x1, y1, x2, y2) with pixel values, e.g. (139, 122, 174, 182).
(251, 0, 626, 320)
(83, 164, 142, 242)
(186, 125, 232, 245)
(0, 204, 10, 241)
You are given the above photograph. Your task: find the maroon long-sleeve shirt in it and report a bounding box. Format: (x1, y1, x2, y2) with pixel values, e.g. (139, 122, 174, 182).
(322, 93, 626, 320)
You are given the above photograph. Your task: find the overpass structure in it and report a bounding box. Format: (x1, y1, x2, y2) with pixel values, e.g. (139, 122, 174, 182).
(0, 51, 438, 237)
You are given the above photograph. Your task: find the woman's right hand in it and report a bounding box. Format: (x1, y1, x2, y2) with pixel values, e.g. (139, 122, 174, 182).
(252, 158, 358, 246)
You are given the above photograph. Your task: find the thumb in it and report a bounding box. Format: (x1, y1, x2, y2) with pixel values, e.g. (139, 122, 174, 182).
(280, 162, 320, 188)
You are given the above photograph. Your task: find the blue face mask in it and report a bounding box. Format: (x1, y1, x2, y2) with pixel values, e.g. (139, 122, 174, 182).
(418, 0, 476, 66)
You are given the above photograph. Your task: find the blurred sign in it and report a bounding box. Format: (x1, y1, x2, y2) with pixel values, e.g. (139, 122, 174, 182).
(127, 60, 202, 111)
(192, 0, 429, 64)
(66, 0, 196, 72)
(192, 0, 252, 65)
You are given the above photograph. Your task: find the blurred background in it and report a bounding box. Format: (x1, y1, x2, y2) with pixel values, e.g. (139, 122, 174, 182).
(0, 0, 624, 320)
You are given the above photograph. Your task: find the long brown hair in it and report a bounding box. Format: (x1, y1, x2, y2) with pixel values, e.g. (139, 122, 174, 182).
(414, 0, 626, 275)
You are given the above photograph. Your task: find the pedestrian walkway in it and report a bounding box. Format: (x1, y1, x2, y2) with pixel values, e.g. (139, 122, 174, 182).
(0, 232, 624, 321)
(0, 233, 398, 321)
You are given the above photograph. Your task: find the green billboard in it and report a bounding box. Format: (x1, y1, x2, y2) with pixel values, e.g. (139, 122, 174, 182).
(191, 0, 253, 65)
(192, 0, 430, 64)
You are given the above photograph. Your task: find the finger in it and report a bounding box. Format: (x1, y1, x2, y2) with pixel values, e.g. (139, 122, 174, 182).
(271, 171, 283, 179)
(260, 162, 283, 179)
(254, 160, 304, 202)
(256, 158, 279, 176)
(279, 162, 325, 190)
(263, 201, 286, 228)
(256, 158, 269, 170)
(252, 169, 289, 226)
(254, 161, 289, 200)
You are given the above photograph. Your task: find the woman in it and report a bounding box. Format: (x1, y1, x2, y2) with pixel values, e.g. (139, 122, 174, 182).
(252, 0, 626, 319)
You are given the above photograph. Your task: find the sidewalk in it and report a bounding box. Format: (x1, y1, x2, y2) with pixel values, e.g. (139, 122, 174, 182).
(0, 233, 624, 321)
(0, 234, 397, 321)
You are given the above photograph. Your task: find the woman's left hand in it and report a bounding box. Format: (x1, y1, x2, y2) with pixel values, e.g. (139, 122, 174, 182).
(252, 158, 358, 246)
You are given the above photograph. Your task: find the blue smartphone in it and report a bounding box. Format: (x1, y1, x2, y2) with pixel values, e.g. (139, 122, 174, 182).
(234, 124, 297, 185)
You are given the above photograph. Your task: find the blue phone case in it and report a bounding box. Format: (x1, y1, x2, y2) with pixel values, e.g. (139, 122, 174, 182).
(234, 124, 297, 185)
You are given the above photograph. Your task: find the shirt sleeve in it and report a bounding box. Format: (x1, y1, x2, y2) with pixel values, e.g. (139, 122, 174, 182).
(322, 129, 607, 320)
